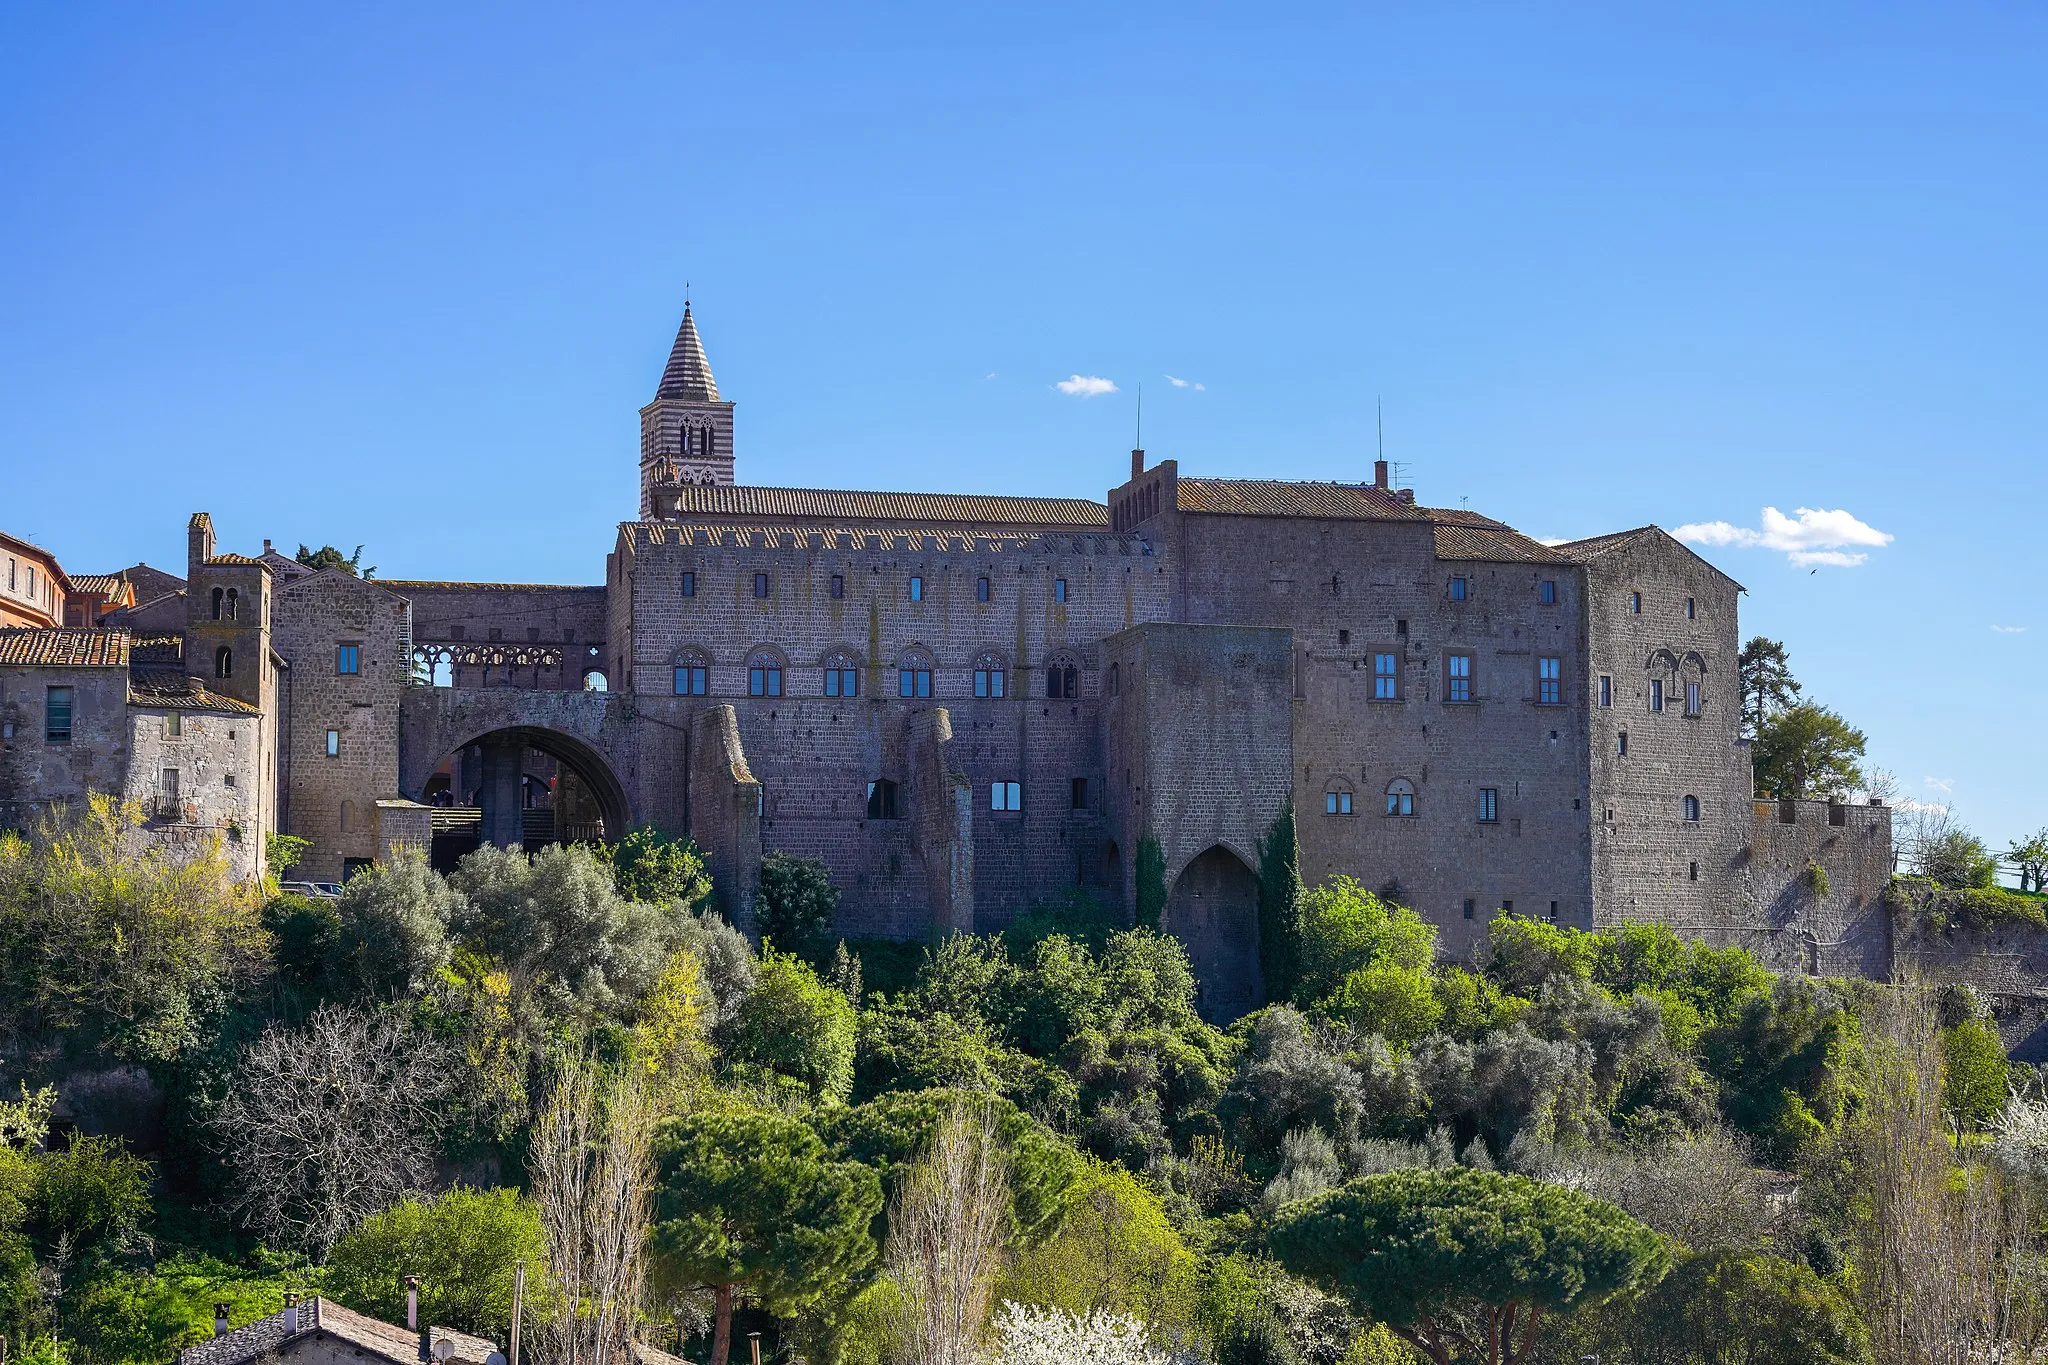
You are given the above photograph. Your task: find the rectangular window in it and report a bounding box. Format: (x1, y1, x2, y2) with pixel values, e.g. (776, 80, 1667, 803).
(681, 571, 697, 598)
(159, 768, 179, 804)
(1373, 652, 1399, 700)
(974, 666, 1006, 698)
(1649, 679, 1664, 713)
(1537, 657, 1560, 705)
(1540, 580, 1556, 605)
(1071, 777, 1089, 810)
(674, 666, 707, 696)
(1450, 576, 1468, 601)
(1324, 791, 1353, 815)
(990, 781, 1022, 812)
(1686, 597, 1696, 619)
(166, 711, 182, 738)
(1686, 681, 1701, 716)
(1617, 731, 1629, 756)
(1053, 578, 1068, 603)
(900, 668, 932, 698)
(909, 577, 924, 602)
(1479, 788, 1499, 823)
(1599, 675, 1613, 707)
(337, 643, 359, 675)
(977, 576, 991, 603)
(1548, 900, 1559, 922)
(830, 574, 844, 600)
(826, 667, 858, 697)
(1463, 898, 1475, 921)
(753, 572, 771, 599)
(1629, 590, 1642, 614)
(749, 665, 783, 697)
(1501, 899, 1514, 916)
(1446, 653, 1472, 703)
(325, 728, 340, 757)
(45, 686, 72, 743)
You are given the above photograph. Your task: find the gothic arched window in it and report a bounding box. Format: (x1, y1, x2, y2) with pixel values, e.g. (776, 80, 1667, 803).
(224, 587, 238, 621)
(215, 646, 233, 679)
(748, 649, 785, 698)
(973, 652, 1006, 699)
(824, 651, 860, 698)
(1045, 651, 1079, 699)
(210, 587, 224, 620)
(897, 648, 934, 699)
(674, 648, 709, 697)
(1385, 778, 1416, 817)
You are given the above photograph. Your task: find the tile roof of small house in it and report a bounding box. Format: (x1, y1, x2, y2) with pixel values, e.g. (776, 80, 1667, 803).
(1426, 509, 1575, 564)
(68, 573, 128, 596)
(128, 674, 262, 715)
(655, 484, 1111, 527)
(203, 552, 269, 568)
(0, 628, 129, 667)
(177, 1296, 499, 1365)
(1173, 478, 1431, 521)
(1555, 526, 1658, 559)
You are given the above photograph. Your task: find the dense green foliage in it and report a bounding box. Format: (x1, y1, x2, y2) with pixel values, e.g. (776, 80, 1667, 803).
(324, 1187, 543, 1335)
(757, 851, 842, 961)
(1256, 805, 1303, 1004)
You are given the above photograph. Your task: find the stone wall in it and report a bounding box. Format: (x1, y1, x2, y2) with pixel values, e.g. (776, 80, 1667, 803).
(273, 572, 412, 881)
(1891, 882, 2048, 1062)
(122, 703, 268, 880)
(1733, 798, 1895, 978)
(387, 581, 608, 692)
(1581, 529, 1753, 938)
(0, 662, 132, 827)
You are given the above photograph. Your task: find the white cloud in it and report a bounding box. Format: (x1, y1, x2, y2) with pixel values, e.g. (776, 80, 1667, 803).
(1165, 374, 1206, 391)
(1924, 777, 1954, 795)
(1992, 624, 2028, 634)
(1056, 375, 1118, 397)
(1672, 506, 1893, 568)
(983, 371, 997, 380)
(1537, 537, 1570, 547)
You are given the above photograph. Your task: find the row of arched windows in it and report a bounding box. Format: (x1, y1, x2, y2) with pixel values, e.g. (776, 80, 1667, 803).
(1323, 776, 1705, 823)
(672, 646, 1088, 700)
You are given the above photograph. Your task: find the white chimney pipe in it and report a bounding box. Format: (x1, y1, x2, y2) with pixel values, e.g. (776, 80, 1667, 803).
(214, 1302, 231, 1337)
(406, 1276, 420, 1331)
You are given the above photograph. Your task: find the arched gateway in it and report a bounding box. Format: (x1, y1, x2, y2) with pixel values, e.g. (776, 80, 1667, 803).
(1163, 844, 1264, 1023)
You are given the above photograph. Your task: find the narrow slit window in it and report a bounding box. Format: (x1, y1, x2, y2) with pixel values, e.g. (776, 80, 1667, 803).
(909, 577, 924, 602)
(1070, 777, 1089, 810)
(830, 574, 845, 600)
(1649, 679, 1664, 713)
(681, 571, 697, 598)
(977, 576, 991, 603)
(1053, 578, 1068, 603)
(1540, 580, 1556, 605)
(753, 572, 772, 599)
(325, 729, 340, 757)
(1599, 675, 1613, 708)
(1686, 681, 1701, 716)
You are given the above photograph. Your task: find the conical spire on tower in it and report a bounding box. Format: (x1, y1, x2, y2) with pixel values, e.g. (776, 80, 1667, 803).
(656, 303, 721, 403)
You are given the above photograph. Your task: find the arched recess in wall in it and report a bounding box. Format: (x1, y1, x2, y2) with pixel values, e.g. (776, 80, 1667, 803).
(1163, 844, 1263, 1024)
(414, 725, 633, 868)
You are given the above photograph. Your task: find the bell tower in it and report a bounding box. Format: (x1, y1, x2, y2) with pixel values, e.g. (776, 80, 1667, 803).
(639, 301, 736, 516)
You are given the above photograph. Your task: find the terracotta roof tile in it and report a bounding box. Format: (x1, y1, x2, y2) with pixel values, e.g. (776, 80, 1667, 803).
(1173, 478, 1430, 521)
(203, 553, 269, 568)
(0, 628, 129, 667)
(128, 674, 261, 715)
(1431, 522, 1574, 564)
(69, 573, 127, 596)
(656, 484, 1109, 527)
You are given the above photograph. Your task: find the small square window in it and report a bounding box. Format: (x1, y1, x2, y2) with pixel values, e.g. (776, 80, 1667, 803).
(1540, 580, 1556, 605)
(166, 712, 181, 738)
(1501, 899, 1514, 916)
(830, 574, 845, 600)
(337, 643, 359, 675)
(1478, 788, 1498, 823)
(325, 729, 341, 757)
(1071, 777, 1089, 810)
(681, 571, 697, 598)
(1337, 629, 1350, 647)
(1374, 653, 1399, 700)
(1450, 576, 1468, 601)
(977, 576, 991, 603)
(1053, 578, 1068, 603)
(1396, 618, 1408, 636)
(909, 577, 924, 602)
(1598, 675, 1612, 708)
(753, 572, 772, 599)
(991, 780, 1022, 811)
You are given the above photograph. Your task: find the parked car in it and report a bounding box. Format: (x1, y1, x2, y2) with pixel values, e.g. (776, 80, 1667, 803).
(277, 880, 341, 899)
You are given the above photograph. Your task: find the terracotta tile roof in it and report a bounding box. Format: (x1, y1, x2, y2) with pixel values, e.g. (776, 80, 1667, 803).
(1173, 478, 1430, 521)
(625, 522, 1151, 555)
(657, 484, 1110, 527)
(128, 674, 262, 715)
(378, 580, 604, 593)
(1555, 526, 1656, 559)
(178, 1296, 470, 1365)
(69, 573, 127, 596)
(1428, 516, 1574, 565)
(129, 635, 185, 664)
(203, 553, 269, 568)
(0, 628, 129, 667)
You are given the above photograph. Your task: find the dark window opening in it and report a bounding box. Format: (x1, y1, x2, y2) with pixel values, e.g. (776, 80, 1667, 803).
(866, 779, 899, 820)
(977, 576, 991, 602)
(216, 646, 233, 679)
(753, 572, 772, 599)
(1463, 898, 1475, 921)
(830, 574, 845, 600)
(1046, 664, 1078, 699)
(44, 686, 72, 743)
(1071, 777, 1089, 810)
(681, 571, 696, 597)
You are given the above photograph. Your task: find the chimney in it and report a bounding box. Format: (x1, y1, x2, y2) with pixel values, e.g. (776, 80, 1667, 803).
(1374, 459, 1389, 489)
(1130, 448, 1145, 481)
(214, 1303, 231, 1337)
(187, 512, 216, 579)
(1396, 489, 1415, 505)
(406, 1276, 420, 1330)
(283, 1293, 300, 1335)
(263, 539, 273, 555)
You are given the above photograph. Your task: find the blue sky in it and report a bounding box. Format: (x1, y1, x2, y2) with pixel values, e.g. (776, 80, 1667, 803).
(2, 4, 2042, 853)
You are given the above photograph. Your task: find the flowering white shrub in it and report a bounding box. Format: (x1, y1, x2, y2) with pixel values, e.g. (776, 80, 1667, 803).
(978, 1301, 1171, 1365)
(1991, 1092, 2048, 1182)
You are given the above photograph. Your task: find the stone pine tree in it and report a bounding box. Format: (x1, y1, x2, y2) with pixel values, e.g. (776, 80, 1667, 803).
(1737, 637, 1801, 738)
(1750, 703, 1866, 800)
(1268, 1167, 1669, 1365)
(648, 1108, 882, 1365)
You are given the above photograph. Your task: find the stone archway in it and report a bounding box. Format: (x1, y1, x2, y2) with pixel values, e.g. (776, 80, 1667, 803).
(1164, 845, 1263, 1022)
(418, 725, 632, 861)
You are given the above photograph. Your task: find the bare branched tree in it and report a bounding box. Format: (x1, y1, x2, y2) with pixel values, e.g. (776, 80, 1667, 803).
(211, 1004, 455, 1258)
(886, 1101, 1013, 1365)
(532, 1052, 656, 1365)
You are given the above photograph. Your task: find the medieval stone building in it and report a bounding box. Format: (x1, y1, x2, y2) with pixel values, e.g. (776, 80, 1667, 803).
(0, 304, 1894, 1016)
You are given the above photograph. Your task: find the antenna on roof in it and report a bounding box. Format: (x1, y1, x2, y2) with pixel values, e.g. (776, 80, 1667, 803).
(1377, 396, 1383, 463)
(1136, 385, 1142, 449)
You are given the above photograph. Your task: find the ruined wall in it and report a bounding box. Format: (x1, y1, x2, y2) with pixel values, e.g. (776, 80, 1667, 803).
(273, 572, 412, 881)
(687, 704, 762, 930)
(1581, 530, 1751, 938)
(1729, 798, 1895, 978)
(1890, 882, 2048, 1062)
